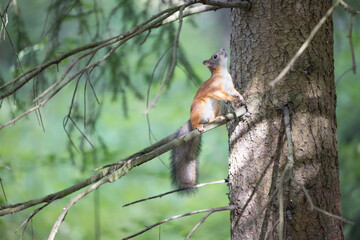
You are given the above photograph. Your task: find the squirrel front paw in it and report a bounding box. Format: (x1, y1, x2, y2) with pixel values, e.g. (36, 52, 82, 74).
(234, 98, 246, 108)
(232, 93, 245, 107)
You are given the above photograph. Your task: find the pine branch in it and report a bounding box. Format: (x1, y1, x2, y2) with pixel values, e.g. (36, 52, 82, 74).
(0, 0, 250, 131)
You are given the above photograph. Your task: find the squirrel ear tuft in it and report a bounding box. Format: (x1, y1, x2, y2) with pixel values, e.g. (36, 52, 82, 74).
(203, 60, 210, 66)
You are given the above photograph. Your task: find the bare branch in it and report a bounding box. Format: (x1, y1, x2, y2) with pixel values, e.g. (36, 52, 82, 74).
(0, 155, 10, 170)
(0, 9, 23, 73)
(291, 176, 354, 224)
(47, 106, 247, 239)
(335, 66, 353, 86)
(33, 47, 98, 103)
(269, 0, 341, 87)
(339, 0, 360, 14)
(186, 211, 212, 240)
(123, 179, 227, 207)
(199, 0, 250, 8)
(145, 45, 173, 146)
(48, 177, 108, 240)
(347, 13, 356, 74)
(278, 105, 294, 240)
(1, 0, 12, 16)
(16, 203, 50, 240)
(0, 169, 107, 216)
(278, 105, 353, 239)
(162, 5, 219, 25)
(0, 11, 8, 40)
(0, 178, 8, 204)
(122, 205, 237, 240)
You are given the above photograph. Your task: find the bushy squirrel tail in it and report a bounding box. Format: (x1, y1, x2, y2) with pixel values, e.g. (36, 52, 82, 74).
(170, 121, 201, 192)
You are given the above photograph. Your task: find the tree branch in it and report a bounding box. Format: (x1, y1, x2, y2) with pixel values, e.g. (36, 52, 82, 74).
(122, 205, 237, 240)
(347, 13, 356, 74)
(16, 202, 51, 240)
(339, 0, 360, 15)
(145, 4, 185, 114)
(0, 0, 250, 131)
(278, 105, 294, 240)
(48, 178, 108, 240)
(186, 211, 212, 240)
(290, 176, 354, 224)
(0, 106, 248, 217)
(0, 0, 249, 96)
(123, 179, 227, 207)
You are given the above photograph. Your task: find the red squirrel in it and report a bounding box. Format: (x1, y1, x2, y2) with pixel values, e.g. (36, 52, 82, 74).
(170, 48, 245, 190)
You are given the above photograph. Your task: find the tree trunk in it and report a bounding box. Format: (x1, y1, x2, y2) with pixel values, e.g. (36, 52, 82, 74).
(227, 1, 343, 239)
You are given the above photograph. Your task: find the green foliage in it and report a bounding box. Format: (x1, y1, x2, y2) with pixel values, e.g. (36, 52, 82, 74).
(334, 9, 360, 240)
(0, 0, 359, 239)
(0, 0, 231, 239)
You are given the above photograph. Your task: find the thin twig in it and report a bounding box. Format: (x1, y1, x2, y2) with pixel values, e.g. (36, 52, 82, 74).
(68, 117, 95, 148)
(0, 12, 170, 130)
(0, 155, 10, 170)
(278, 104, 354, 239)
(283, 106, 294, 168)
(0, 1, 179, 96)
(0, 4, 182, 130)
(347, 13, 356, 74)
(0, 1, 250, 130)
(145, 44, 173, 146)
(0, 178, 8, 204)
(335, 66, 353, 86)
(34, 48, 98, 103)
(0, 10, 23, 73)
(278, 105, 294, 240)
(0, 0, 249, 95)
(0, 11, 8, 40)
(269, 0, 341, 87)
(122, 205, 237, 240)
(244, 188, 279, 228)
(48, 178, 108, 240)
(145, 4, 185, 114)
(123, 179, 227, 207)
(162, 4, 219, 25)
(291, 176, 354, 224)
(1, 0, 12, 16)
(339, 0, 360, 14)
(16, 203, 51, 240)
(186, 211, 212, 240)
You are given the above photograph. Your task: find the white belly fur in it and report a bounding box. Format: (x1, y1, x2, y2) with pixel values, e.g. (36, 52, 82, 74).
(200, 98, 219, 123)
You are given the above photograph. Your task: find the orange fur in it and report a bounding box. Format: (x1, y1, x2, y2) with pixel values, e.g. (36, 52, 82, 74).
(189, 48, 245, 131)
(170, 48, 245, 191)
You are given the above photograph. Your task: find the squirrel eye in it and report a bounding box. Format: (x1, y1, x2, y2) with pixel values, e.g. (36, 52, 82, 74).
(213, 54, 218, 59)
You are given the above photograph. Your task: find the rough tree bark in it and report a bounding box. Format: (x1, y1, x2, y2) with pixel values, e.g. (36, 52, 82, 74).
(227, 0, 343, 239)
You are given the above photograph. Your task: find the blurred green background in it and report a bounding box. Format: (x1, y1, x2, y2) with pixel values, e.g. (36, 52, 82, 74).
(0, 1, 359, 239)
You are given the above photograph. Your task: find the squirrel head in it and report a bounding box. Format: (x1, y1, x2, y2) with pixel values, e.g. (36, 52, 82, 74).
(202, 48, 228, 73)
